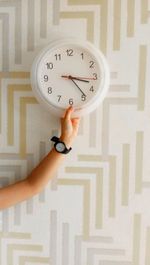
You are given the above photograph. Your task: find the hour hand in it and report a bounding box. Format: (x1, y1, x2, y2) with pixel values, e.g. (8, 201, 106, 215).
(61, 75, 96, 82)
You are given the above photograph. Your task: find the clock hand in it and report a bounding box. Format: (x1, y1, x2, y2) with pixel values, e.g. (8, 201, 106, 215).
(70, 76, 89, 83)
(70, 77, 86, 97)
(61, 75, 95, 81)
(61, 75, 89, 83)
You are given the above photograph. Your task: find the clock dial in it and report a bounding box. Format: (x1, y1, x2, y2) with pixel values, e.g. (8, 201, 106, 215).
(31, 38, 109, 116)
(37, 45, 102, 109)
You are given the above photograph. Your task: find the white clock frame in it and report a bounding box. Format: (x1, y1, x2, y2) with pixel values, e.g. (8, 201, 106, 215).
(30, 37, 110, 117)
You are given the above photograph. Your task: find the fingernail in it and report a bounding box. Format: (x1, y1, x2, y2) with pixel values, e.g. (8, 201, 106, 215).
(69, 106, 73, 111)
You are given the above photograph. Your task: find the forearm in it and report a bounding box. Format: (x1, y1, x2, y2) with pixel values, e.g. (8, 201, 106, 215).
(0, 106, 80, 210)
(27, 147, 65, 193)
(0, 148, 66, 209)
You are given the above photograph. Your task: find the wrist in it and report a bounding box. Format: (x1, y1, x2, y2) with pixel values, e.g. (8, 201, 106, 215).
(51, 136, 72, 154)
(59, 135, 73, 149)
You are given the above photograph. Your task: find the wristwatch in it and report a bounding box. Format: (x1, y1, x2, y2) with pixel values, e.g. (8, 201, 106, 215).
(51, 136, 72, 154)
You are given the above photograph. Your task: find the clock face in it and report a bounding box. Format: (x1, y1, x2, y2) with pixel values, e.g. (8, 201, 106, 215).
(31, 38, 109, 116)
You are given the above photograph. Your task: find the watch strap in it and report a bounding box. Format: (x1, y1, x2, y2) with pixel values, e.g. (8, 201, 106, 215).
(51, 136, 72, 154)
(51, 136, 59, 143)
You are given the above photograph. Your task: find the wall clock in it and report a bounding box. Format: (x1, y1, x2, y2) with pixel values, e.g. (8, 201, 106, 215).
(31, 37, 110, 117)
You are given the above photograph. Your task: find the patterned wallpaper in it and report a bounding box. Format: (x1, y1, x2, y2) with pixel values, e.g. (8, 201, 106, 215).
(0, 0, 150, 264)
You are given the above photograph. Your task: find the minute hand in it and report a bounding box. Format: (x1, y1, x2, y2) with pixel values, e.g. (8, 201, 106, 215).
(70, 78, 86, 97)
(70, 76, 89, 83)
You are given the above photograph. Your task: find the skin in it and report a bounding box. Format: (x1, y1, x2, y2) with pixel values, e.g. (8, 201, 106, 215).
(0, 106, 80, 210)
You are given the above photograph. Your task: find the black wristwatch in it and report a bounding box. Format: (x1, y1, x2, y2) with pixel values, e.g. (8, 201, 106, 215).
(51, 136, 72, 154)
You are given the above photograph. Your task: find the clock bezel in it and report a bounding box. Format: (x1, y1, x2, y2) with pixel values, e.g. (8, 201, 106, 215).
(31, 37, 110, 117)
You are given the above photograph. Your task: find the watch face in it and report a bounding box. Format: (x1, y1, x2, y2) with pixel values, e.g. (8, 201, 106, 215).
(31, 38, 110, 116)
(56, 142, 65, 152)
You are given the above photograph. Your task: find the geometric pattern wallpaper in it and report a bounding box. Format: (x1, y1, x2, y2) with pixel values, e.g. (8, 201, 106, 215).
(0, 0, 150, 264)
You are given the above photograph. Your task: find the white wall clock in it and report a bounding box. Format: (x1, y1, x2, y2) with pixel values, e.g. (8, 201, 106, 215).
(31, 37, 110, 117)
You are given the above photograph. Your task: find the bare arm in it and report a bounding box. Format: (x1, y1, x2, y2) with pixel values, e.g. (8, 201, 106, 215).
(0, 107, 80, 209)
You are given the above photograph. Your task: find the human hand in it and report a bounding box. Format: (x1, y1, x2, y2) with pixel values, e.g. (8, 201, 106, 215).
(60, 106, 80, 148)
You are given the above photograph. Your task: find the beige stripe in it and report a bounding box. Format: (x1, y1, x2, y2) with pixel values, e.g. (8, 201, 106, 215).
(0, 232, 31, 239)
(0, 83, 1, 133)
(110, 72, 118, 79)
(62, 0, 108, 54)
(122, 144, 130, 206)
(60, 12, 94, 42)
(138, 45, 147, 110)
(127, 0, 135, 37)
(109, 156, 116, 217)
(141, 0, 148, 23)
(87, 248, 125, 265)
(96, 168, 103, 228)
(20, 97, 38, 158)
(7, 85, 31, 145)
(142, 181, 150, 188)
(0, 72, 30, 133)
(89, 110, 97, 147)
(8, 244, 43, 265)
(50, 211, 57, 265)
(68, 0, 102, 4)
(135, 132, 143, 194)
(109, 85, 130, 92)
(53, 0, 60, 25)
(99, 0, 108, 54)
(40, 0, 47, 38)
(19, 256, 50, 264)
(113, 0, 121, 50)
(58, 178, 90, 240)
(62, 223, 69, 265)
(78, 154, 101, 162)
(0, 72, 30, 79)
(77, 155, 116, 218)
(27, 0, 35, 51)
(83, 180, 90, 240)
(132, 214, 141, 265)
(145, 227, 150, 265)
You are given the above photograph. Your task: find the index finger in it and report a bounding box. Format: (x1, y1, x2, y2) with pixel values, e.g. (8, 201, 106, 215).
(64, 106, 74, 120)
